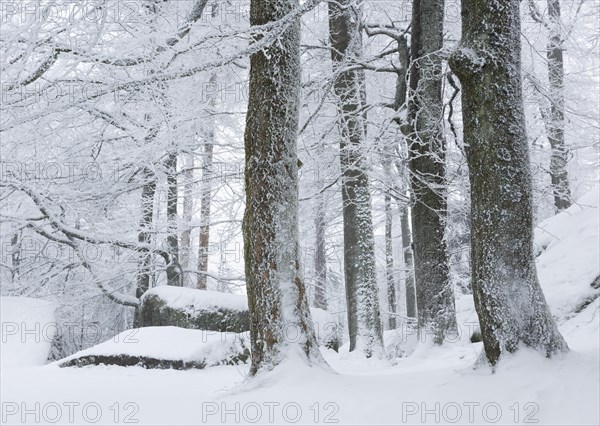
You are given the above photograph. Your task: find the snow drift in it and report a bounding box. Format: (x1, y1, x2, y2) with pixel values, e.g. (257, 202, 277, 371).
(534, 189, 600, 320)
(0, 296, 57, 369)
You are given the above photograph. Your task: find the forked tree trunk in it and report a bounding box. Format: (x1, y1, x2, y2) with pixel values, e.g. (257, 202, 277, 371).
(449, 0, 568, 366)
(407, 0, 457, 343)
(329, 0, 384, 357)
(243, 0, 323, 375)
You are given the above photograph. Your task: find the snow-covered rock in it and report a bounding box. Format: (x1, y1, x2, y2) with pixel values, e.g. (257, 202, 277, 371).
(0, 296, 57, 368)
(139, 286, 250, 333)
(59, 327, 250, 369)
(139, 287, 342, 350)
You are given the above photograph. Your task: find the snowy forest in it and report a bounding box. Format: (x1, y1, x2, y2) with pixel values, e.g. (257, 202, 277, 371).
(0, 0, 599, 424)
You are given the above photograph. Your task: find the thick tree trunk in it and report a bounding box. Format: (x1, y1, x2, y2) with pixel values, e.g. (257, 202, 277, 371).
(449, 0, 568, 366)
(197, 142, 214, 290)
(546, 0, 571, 212)
(407, 0, 457, 343)
(243, 0, 323, 375)
(399, 204, 416, 318)
(329, 0, 384, 357)
(313, 189, 328, 310)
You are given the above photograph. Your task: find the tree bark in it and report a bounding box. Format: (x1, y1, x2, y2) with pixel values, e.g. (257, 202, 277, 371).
(243, 0, 323, 374)
(180, 153, 194, 287)
(196, 73, 217, 290)
(313, 189, 328, 310)
(407, 0, 457, 343)
(449, 0, 568, 365)
(546, 0, 571, 212)
(197, 142, 214, 290)
(385, 189, 396, 329)
(329, 0, 384, 357)
(165, 152, 182, 286)
(136, 165, 156, 300)
(399, 203, 416, 318)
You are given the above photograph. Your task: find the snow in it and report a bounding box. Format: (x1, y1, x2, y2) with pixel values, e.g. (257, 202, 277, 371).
(0, 297, 57, 369)
(141, 286, 248, 313)
(57, 327, 249, 367)
(1, 196, 598, 425)
(309, 307, 338, 346)
(2, 315, 597, 424)
(534, 188, 600, 320)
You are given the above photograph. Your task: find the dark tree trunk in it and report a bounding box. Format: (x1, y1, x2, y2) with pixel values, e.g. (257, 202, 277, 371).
(136, 166, 156, 300)
(449, 0, 568, 366)
(407, 0, 457, 343)
(329, 0, 384, 357)
(243, 0, 323, 375)
(385, 190, 397, 329)
(313, 190, 328, 310)
(546, 0, 571, 212)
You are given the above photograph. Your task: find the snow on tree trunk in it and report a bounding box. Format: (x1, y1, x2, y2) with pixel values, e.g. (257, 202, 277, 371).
(407, 0, 457, 343)
(180, 153, 194, 287)
(449, 0, 568, 365)
(136, 166, 156, 301)
(399, 204, 416, 319)
(313, 189, 328, 311)
(328, 0, 384, 357)
(165, 152, 182, 287)
(382, 156, 397, 329)
(243, 0, 324, 375)
(197, 73, 217, 290)
(546, 0, 572, 212)
(197, 142, 214, 290)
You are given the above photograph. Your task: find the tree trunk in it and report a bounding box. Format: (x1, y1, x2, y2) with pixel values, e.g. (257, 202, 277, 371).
(180, 153, 194, 287)
(136, 166, 156, 300)
(329, 0, 384, 357)
(399, 204, 416, 318)
(196, 73, 217, 290)
(243, 0, 323, 375)
(546, 0, 571, 212)
(165, 153, 181, 286)
(382, 155, 396, 329)
(385, 190, 396, 329)
(407, 0, 457, 343)
(313, 189, 328, 310)
(449, 0, 568, 365)
(197, 142, 213, 290)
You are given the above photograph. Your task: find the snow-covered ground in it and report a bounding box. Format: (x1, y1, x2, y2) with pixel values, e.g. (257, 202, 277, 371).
(1, 192, 598, 425)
